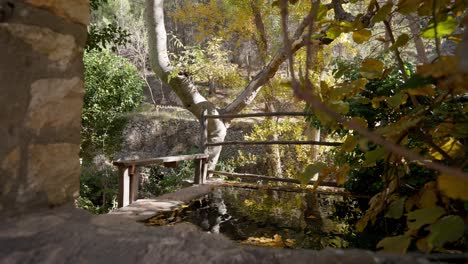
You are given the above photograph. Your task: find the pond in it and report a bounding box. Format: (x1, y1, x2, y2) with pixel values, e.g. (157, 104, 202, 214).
(147, 186, 359, 249)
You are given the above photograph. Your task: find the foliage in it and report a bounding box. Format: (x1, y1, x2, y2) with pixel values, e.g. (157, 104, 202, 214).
(87, 0, 130, 52)
(169, 36, 246, 94)
(76, 165, 119, 214)
(241, 118, 316, 178)
(86, 22, 130, 52)
(296, 0, 468, 254)
(141, 161, 195, 197)
(81, 51, 144, 162)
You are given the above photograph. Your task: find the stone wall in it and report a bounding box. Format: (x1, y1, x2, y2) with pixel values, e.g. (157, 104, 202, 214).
(0, 0, 89, 214)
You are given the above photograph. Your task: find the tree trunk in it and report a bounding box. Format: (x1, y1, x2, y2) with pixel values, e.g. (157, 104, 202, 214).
(146, 0, 227, 170)
(146, 0, 315, 170)
(407, 14, 428, 64)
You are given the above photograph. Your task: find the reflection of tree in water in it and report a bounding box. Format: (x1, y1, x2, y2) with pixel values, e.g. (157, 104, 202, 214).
(183, 187, 347, 249)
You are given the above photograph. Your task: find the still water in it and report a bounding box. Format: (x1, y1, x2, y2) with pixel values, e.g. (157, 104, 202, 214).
(177, 186, 352, 249)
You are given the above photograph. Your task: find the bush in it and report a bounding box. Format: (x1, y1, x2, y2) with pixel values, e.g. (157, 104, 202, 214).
(81, 50, 144, 162)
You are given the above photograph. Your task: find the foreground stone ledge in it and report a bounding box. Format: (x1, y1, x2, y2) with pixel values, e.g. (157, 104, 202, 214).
(0, 206, 446, 264)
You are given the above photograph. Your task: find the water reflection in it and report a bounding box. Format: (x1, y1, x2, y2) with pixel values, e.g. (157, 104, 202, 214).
(181, 186, 350, 249)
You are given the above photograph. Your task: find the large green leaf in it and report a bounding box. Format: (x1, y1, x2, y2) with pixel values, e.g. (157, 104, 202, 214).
(385, 197, 406, 219)
(386, 92, 408, 109)
(377, 235, 412, 254)
(397, 0, 422, 15)
(390, 33, 410, 51)
(427, 215, 465, 248)
(372, 3, 393, 23)
(407, 207, 446, 230)
(359, 58, 384, 79)
(297, 162, 327, 185)
(362, 147, 386, 167)
(353, 29, 372, 44)
(422, 16, 457, 38)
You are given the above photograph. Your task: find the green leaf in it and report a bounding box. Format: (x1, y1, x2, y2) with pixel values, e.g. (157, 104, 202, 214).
(438, 174, 468, 200)
(353, 29, 372, 44)
(316, 3, 329, 21)
(396, 0, 421, 15)
(341, 136, 359, 152)
(362, 147, 386, 167)
(385, 197, 407, 219)
(297, 162, 327, 185)
(386, 92, 408, 109)
(326, 26, 342, 39)
(372, 3, 393, 23)
(428, 215, 465, 248)
(390, 33, 410, 51)
(329, 101, 349, 115)
(407, 207, 446, 231)
(422, 16, 457, 39)
(377, 235, 412, 254)
(359, 58, 384, 79)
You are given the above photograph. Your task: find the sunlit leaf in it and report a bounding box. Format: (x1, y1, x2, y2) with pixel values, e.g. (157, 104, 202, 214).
(429, 137, 464, 160)
(422, 16, 457, 38)
(377, 235, 411, 254)
(297, 162, 327, 185)
(385, 196, 406, 219)
(438, 174, 468, 200)
(326, 26, 342, 39)
(316, 3, 329, 21)
(427, 215, 464, 248)
(372, 3, 393, 23)
(407, 206, 446, 230)
(353, 29, 372, 44)
(360, 58, 384, 79)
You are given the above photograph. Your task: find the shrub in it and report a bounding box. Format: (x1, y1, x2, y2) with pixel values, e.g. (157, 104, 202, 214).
(81, 50, 144, 162)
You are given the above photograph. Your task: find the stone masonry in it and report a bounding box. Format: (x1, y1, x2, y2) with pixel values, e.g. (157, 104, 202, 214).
(1, 1, 463, 263)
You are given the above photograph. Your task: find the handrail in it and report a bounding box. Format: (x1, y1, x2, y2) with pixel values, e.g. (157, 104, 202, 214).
(205, 140, 341, 147)
(204, 111, 313, 119)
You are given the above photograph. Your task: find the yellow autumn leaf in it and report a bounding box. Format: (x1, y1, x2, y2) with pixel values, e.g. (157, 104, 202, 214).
(353, 29, 372, 44)
(429, 137, 464, 160)
(360, 58, 384, 79)
(438, 174, 468, 200)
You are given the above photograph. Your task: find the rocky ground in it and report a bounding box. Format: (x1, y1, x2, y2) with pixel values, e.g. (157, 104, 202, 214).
(1, 205, 440, 264)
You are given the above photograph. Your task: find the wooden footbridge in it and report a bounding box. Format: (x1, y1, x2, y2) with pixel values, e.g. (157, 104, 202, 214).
(112, 111, 342, 211)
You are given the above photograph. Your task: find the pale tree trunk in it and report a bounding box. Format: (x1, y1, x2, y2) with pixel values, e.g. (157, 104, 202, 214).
(146, 0, 315, 170)
(407, 14, 428, 64)
(146, 0, 227, 169)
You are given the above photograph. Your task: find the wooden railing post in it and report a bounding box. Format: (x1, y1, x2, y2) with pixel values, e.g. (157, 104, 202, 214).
(117, 166, 130, 208)
(194, 158, 202, 184)
(129, 166, 139, 205)
(200, 109, 207, 154)
(118, 165, 139, 208)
